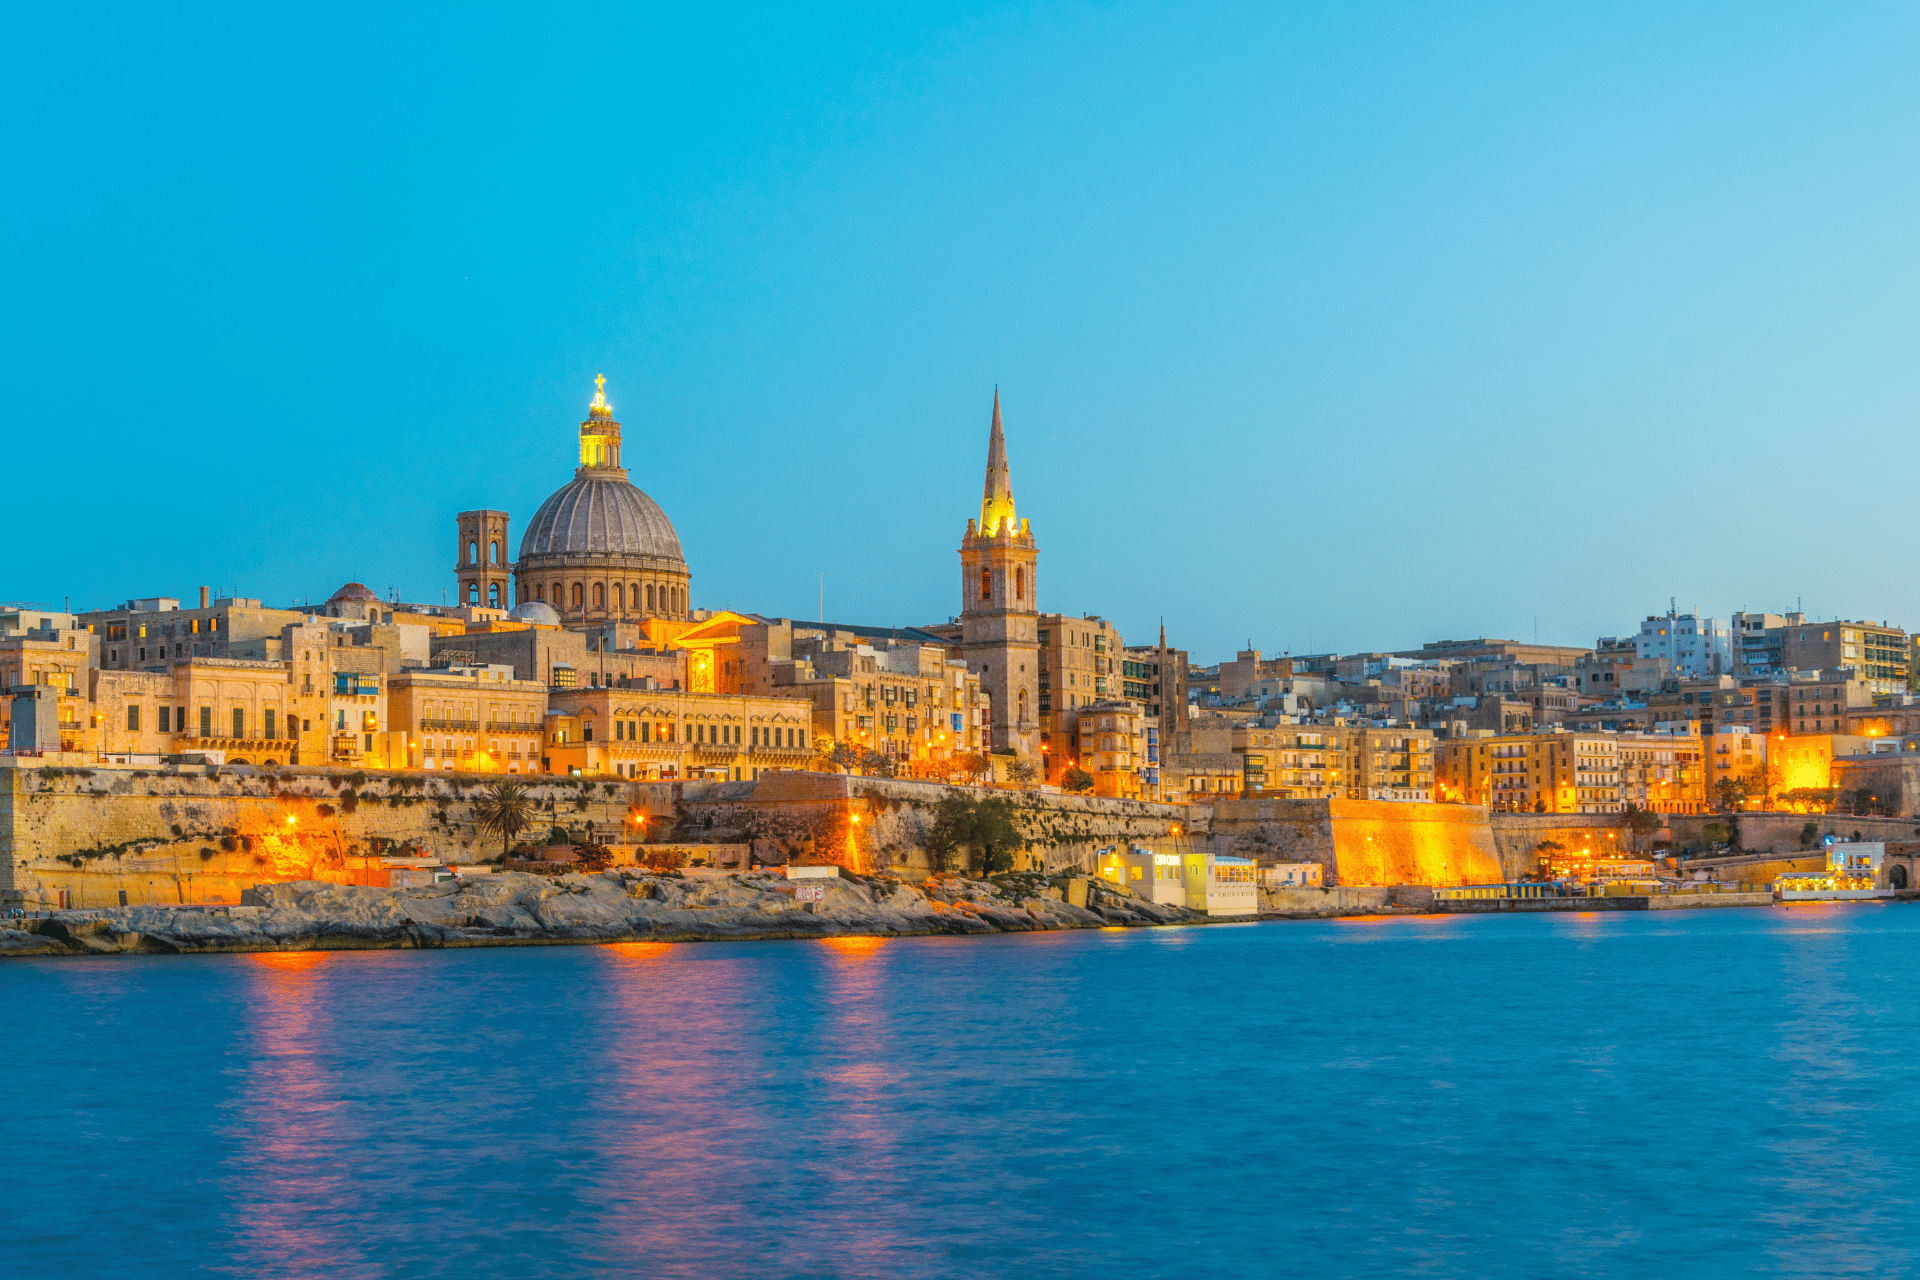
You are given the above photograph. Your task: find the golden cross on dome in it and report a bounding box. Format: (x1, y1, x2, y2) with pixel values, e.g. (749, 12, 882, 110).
(591, 373, 607, 408)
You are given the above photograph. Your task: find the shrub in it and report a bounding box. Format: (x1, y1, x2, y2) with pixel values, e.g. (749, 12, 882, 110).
(316, 803, 335, 818)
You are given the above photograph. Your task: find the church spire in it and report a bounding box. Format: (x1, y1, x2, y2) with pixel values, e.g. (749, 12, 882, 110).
(979, 387, 1018, 536)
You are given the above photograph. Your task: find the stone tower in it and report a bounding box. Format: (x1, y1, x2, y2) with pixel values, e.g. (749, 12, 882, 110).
(958, 389, 1040, 760)
(456, 509, 513, 610)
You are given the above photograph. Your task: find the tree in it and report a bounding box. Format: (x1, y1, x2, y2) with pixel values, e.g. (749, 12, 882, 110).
(1008, 759, 1039, 788)
(956, 752, 990, 785)
(923, 794, 973, 874)
(1533, 839, 1564, 876)
(1061, 766, 1094, 794)
(861, 750, 898, 778)
(576, 843, 615, 872)
(973, 797, 1026, 875)
(473, 781, 535, 858)
(1700, 821, 1734, 849)
(1714, 774, 1751, 812)
(1780, 787, 1836, 813)
(826, 741, 863, 775)
(1620, 804, 1663, 854)
(1799, 821, 1820, 850)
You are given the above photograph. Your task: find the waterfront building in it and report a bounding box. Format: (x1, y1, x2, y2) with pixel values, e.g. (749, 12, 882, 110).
(1258, 861, 1323, 888)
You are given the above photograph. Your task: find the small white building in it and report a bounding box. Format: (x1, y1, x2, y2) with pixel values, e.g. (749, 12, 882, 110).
(1093, 846, 1258, 914)
(1258, 861, 1323, 889)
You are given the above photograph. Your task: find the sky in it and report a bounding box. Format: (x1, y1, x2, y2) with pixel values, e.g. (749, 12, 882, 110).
(5, 3, 1918, 664)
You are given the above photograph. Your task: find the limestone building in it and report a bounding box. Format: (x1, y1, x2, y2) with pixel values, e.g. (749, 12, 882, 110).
(510, 377, 693, 623)
(956, 391, 1040, 760)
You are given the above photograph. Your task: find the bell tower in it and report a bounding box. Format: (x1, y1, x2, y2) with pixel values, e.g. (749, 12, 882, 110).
(455, 509, 513, 611)
(958, 389, 1040, 760)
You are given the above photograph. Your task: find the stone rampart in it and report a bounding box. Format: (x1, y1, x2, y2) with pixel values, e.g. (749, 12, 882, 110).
(1487, 813, 1643, 880)
(1, 763, 636, 909)
(1668, 811, 1920, 854)
(648, 772, 1206, 877)
(1205, 798, 1503, 887)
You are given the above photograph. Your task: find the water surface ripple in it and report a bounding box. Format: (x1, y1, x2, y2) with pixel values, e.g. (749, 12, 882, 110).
(7, 904, 1917, 1278)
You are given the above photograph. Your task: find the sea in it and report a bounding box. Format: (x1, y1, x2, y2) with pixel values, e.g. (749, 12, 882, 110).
(6, 903, 1919, 1279)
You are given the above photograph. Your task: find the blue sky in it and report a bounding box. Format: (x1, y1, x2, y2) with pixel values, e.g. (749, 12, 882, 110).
(6, 3, 1918, 663)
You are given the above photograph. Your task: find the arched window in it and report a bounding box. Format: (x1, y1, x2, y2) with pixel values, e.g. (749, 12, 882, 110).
(629, 582, 640, 611)
(612, 583, 623, 610)
(1018, 689, 1028, 722)
(488, 582, 501, 608)
(592, 583, 605, 610)
(646, 583, 656, 611)
(466, 581, 479, 606)
(468, 540, 478, 565)
(552, 581, 563, 605)
(980, 567, 991, 602)
(1015, 567, 1024, 601)
(533, 582, 543, 601)
(571, 583, 584, 609)
(489, 540, 500, 565)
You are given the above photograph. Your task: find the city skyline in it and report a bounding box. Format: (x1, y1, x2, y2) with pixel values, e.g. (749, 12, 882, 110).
(10, 4, 1920, 660)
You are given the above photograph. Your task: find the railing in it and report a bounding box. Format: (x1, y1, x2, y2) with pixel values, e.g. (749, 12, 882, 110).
(418, 718, 480, 731)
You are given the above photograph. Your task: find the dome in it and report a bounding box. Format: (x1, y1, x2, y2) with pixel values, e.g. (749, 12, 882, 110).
(509, 600, 562, 625)
(518, 474, 686, 565)
(329, 582, 380, 603)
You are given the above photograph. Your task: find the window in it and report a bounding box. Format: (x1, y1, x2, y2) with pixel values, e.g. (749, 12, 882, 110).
(980, 567, 991, 601)
(571, 583, 584, 608)
(534, 583, 544, 601)
(127, 705, 141, 731)
(468, 540, 478, 564)
(647, 584, 656, 610)
(200, 707, 212, 737)
(1015, 566, 1024, 601)
(490, 539, 501, 565)
(264, 709, 276, 738)
(593, 583, 605, 610)
(158, 706, 171, 733)
(489, 582, 501, 608)
(467, 581, 479, 605)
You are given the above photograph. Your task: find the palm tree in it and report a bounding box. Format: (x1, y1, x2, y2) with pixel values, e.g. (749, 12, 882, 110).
(474, 781, 535, 858)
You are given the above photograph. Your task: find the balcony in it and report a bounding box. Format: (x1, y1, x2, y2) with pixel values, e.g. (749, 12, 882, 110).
(418, 718, 480, 732)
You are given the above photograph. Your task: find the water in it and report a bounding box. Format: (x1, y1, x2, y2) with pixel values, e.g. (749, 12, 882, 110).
(6, 904, 1919, 1278)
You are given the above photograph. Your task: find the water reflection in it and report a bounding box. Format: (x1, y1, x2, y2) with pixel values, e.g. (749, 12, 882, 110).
(219, 949, 358, 1277)
(600, 940, 673, 961)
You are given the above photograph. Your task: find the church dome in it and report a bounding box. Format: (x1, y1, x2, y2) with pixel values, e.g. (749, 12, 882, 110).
(518, 474, 686, 565)
(328, 582, 380, 603)
(508, 600, 562, 625)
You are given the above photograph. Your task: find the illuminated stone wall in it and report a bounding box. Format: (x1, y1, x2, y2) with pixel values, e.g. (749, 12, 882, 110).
(656, 772, 1203, 877)
(1, 763, 636, 910)
(1486, 813, 1641, 880)
(1205, 798, 1504, 887)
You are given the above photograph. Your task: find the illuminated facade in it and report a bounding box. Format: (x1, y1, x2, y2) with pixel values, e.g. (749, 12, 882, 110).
(1438, 732, 1622, 813)
(956, 390, 1039, 760)
(1038, 613, 1123, 780)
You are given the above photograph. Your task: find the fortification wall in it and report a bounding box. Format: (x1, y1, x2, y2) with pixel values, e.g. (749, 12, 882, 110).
(1205, 798, 1503, 887)
(1, 763, 636, 909)
(656, 772, 1206, 876)
(1486, 813, 1643, 880)
(1669, 811, 1920, 854)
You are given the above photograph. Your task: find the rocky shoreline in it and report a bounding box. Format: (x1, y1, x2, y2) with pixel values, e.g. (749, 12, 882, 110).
(0, 870, 1230, 958)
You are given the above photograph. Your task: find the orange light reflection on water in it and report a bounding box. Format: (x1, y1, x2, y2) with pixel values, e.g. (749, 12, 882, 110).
(601, 941, 674, 961)
(247, 950, 330, 971)
(821, 934, 887, 958)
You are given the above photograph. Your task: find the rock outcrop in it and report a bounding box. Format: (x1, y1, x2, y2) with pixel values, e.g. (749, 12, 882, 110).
(3, 870, 1221, 957)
